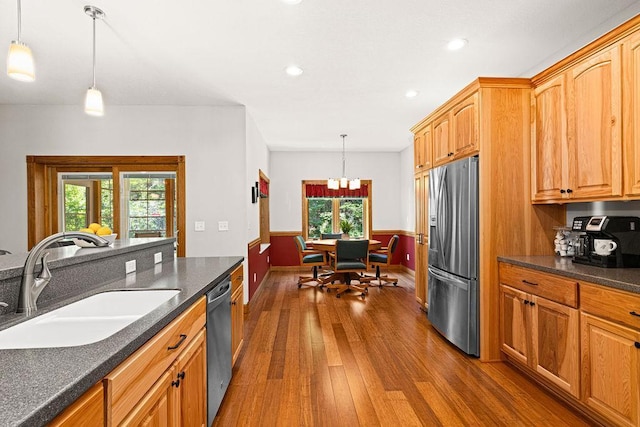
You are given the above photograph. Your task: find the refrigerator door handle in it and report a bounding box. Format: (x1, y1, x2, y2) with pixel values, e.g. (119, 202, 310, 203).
(428, 266, 469, 290)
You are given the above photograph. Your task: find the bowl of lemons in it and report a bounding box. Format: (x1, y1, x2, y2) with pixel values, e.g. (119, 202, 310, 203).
(73, 223, 117, 247)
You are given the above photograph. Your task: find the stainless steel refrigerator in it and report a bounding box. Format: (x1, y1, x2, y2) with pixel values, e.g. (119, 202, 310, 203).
(427, 156, 479, 356)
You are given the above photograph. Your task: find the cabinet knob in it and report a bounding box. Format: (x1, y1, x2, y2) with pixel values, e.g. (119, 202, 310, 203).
(566, 189, 573, 194)
(530, 301, 535, 307)
(635, 342, 640, 349)
(524, 300, 529, 305)
(172, 379, 181, 388)
(177, 371, 186, 380)
(560, 189, 566, 194)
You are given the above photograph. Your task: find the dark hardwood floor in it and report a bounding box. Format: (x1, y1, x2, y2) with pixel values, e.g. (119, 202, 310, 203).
(214, 270, 593, 426)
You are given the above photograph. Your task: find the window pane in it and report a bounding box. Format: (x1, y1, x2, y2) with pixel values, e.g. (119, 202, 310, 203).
(63, 184, 88, 231)
(307, 199, 333, 239)
(122, 174, 176, 238)
(340, 199, 364, 238)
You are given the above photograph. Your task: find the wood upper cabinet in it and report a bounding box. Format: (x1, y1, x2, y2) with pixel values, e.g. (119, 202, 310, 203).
(581, 312, 640, 427)
(413, 133, 424, 172)
(451, 93, 479, 159)
(414, 172, 428, 309)
(422, 125, 432, 170)
(432, 112, 451, 167)
(566, 44, 623, 200)
(532, 74, 568, 201)
(623, 31, 640, 196)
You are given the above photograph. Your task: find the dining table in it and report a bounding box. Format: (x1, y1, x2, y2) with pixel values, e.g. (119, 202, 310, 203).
(305, 238, 382, 284)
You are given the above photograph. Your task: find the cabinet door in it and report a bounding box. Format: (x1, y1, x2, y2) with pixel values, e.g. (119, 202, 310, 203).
(532, 74, 568, 201)
(121, 369, 176, 427)
(175, 329, 207, 427)
(422, 125, 433, 170)
(414, 172, 428, 308)
(451, 93, 479, 159)
(567, 44, 623, 199)
(432, 112, 451, 166)
(50, 383, 103, 427)
(231, 286, 244, 366)
(581, 312, 640, 427)
(500, 285, 531, 366)
(531, 296, 580, 398)
(413, 133, 424, 172)
(623, 31, 640, 196)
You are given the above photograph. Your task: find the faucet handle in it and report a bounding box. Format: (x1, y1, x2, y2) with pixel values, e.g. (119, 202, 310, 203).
(39, 252, 51, 280)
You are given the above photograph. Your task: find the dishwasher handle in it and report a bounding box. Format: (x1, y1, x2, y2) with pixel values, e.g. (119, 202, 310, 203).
(207, 281, 231, 311)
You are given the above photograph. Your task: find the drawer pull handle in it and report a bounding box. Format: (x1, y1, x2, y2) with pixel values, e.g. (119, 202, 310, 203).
(168, 334, 187, 350)
(522, 280, 538, 286)
(630, 311, 640, 318)
(635, 342, 640, 349)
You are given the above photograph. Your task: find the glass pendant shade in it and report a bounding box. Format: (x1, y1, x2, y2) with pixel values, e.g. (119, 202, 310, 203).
(85, 87, 104, 116)
(7, 40, 34, 82)
(349, 178, 361, 190)
(340, 177, 348, 188)
(327, 178, 339, 190)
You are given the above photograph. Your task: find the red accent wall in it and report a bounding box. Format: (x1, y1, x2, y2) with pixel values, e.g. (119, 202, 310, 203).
(269, 232, 415, 272)
(248, 243, 269, 300)
(270, 234, 300, 266)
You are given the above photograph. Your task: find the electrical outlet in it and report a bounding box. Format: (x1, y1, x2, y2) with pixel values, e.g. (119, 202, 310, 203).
(406, 254, 410, 261)
(194, 221, 205, 231)
(218, 221, 229, 231)
(154, 252, 162, 264)
(125, 260, 136, 274)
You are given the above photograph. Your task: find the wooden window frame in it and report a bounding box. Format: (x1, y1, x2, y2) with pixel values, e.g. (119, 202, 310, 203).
(301, 179, 372, 241)
(26, 156, 186, 256)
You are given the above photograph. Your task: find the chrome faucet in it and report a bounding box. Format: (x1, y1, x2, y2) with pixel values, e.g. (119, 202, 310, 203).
(17, 232, 109, 315)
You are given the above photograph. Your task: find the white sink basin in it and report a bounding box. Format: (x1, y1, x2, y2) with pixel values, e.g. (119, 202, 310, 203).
(0, 289, 180, 349)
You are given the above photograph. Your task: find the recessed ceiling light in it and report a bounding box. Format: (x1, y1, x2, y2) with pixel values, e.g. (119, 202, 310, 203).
(405, 90, 419, 98)
(447, 38, 468, 51)
(285, 65, 303, 76)
(281, 0, 302, 4)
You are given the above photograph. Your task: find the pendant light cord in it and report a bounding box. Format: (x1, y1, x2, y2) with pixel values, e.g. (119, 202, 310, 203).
(16, 0, 22, 40)
(341, 134, 347, 177)
(92, 15, 96, 88)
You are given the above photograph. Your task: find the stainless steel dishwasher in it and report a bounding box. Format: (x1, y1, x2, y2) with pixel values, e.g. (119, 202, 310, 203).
(206, 275, 232, 425)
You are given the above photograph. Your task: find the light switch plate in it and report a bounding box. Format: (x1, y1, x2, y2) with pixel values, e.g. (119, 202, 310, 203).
(125, 260, 136, 274)
(195, 221, 205, 231)
(154, 252, 162, 264)
(218, 221, 229, 231)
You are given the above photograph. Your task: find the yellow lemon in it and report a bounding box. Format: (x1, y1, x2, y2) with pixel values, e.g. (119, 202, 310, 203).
(79, 227, 95, 234)
(88, 223, 101, 232)
(96, 226, 112, 236)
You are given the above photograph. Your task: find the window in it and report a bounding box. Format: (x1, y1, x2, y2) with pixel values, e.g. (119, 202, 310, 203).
(122, 173, 176, 238)
(302, 180, 371, 240)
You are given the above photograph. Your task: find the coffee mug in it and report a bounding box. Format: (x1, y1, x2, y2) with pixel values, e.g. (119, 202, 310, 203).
(594, 239, 618, 256)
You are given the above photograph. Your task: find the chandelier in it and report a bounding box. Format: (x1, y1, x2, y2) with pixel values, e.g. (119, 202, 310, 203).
(327, 134, 360, 190)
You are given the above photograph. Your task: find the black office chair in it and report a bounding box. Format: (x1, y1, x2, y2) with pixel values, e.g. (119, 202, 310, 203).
(325, 239, 370, 299)
(368, 235, 400, 287)
(293, 235, 326, 288)
(321, 233, 343, 239)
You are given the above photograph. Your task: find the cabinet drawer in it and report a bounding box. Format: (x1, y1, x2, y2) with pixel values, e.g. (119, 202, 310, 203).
(231, 265, 243, 293)
(104, 296, 206, 425)
(581, 283, 640, 330)
(499, 263, 578, 307)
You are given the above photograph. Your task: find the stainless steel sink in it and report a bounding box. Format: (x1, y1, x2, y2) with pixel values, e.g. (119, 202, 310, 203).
(0, 289, 180, 349)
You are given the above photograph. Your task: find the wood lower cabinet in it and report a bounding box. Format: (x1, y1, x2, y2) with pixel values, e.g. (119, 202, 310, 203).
(500, 285, 531, 366)
(49, 382, 104, 426)
(581, 312, 640, 427)
(104, 297, 207, 426)
(231, 265, 244, 366)
(414, 172, 428, 309)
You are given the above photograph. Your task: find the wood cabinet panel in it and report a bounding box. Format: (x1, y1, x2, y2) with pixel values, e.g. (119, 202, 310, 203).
(498, 263, 578, 307)
(532, 296, 580, 398)
(566, 44, 623, 199)
(422, 125, 432, 170)
(581, 282, 640, 330)
(175, 329, 207, 427)
(231, 265, 243, 294)
(500, 285, 530, 366)
(232, 286, 244, 366)
(532, 74, 568, 201)
(623, 31, 640, 196)
(581, 312, 640, 427)
(414, 172, 428, 308)
(49, 382, 103, 427)
(121, 369, 175, 426)
(451, 93, 479, 158)
(413, 133, 424, 172)
(432, 112, 451, 166)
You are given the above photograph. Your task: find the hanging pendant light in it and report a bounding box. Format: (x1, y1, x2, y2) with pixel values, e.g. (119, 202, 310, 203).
(84, 5, 106, 117)
(6, 0, 35, 82)
(327, 134, 360, 190)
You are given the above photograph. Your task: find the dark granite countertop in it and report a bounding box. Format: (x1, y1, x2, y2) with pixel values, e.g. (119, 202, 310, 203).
(0, 256, 243, 427)
(498, 255, 640, 294)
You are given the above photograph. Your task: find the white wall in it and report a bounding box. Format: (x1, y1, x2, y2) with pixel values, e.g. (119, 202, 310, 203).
(269, 151, 402, 232)
(245, 113, 270, 242)
(399, 144, 415, 232)
(0, 105, 248, 257)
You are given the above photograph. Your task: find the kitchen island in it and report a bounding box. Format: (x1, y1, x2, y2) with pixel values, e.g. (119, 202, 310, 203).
(0, 239, 242, 426)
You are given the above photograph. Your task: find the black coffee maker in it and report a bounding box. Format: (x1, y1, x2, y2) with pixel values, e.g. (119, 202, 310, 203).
(571, 215, 640, 268)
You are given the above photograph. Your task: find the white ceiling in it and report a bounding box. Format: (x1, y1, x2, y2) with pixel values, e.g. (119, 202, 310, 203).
(1, 1, 640, 152)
